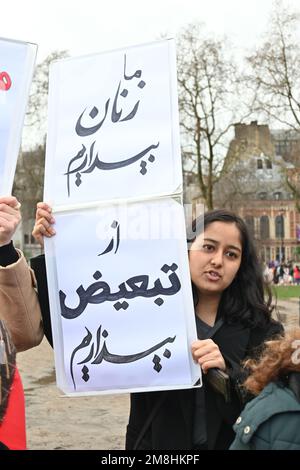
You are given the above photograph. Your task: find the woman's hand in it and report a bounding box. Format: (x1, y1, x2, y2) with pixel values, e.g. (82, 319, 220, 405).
(0, 196, 21, 247)
(191, 339, 226, 373)
(32, 202, 56, 247)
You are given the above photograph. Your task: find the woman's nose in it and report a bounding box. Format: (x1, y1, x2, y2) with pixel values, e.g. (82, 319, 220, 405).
(210, 251, 223, 266)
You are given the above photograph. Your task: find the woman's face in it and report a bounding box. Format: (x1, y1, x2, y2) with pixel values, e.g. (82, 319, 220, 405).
(189, 221, 242, 297)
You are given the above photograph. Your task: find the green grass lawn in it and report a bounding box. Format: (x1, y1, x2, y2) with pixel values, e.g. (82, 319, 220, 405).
(272, 285, 300, 299)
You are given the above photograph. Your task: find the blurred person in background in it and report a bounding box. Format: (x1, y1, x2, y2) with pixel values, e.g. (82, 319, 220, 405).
(231, 329, 300, 450)
(0, 196, 43, 450)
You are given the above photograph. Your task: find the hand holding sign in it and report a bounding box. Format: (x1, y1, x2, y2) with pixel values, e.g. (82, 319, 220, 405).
(0, 196, 21, 247)
(32, 202, 56, 247)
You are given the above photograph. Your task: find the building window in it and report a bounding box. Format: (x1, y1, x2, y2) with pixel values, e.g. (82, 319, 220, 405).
(258, 192, 268, 200)
(245, 216, 255, 238)
(260, 216, 270, 240)
(24, 234, 29, 244)
(274, 192, 283, 200)
(275, 140, 290, 156)
(265, 160, 272, 169)
(276, 247, 280, 261)
(275, 214, 285, 239)
(257, 159, 263, 169)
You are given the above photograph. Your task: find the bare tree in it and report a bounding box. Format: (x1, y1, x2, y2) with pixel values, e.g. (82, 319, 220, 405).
(13, 51, 68, 253)
(248, 1, 300, 131)
(286, 168, 300, 211)
(13, 145, 45, 220)
(246, 2, 300, 213)
(177, 23, 245, 209)
(24, 50, 69, 146)
(13, 145, 45, 251)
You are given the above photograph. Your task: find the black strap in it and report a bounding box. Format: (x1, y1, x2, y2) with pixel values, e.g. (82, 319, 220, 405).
(206, 318, 224, 339)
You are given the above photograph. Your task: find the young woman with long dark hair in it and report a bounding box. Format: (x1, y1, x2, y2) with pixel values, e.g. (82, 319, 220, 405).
(31, 205, 283, 450)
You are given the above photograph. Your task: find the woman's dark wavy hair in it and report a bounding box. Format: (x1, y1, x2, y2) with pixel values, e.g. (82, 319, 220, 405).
(188, 209, 273, 328)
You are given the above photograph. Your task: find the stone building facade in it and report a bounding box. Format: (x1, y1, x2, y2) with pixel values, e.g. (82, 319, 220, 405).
(186, 121, 300, 263)
(222, 121, 300, 262)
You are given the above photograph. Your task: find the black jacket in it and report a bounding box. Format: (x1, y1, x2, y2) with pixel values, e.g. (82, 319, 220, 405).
(126, 319, 283, 450)
(30, 254, 283, 450)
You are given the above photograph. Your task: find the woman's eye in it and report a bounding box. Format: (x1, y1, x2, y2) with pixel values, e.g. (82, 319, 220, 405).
(203, 244, 214, 251)
(226, 251, 238, 259)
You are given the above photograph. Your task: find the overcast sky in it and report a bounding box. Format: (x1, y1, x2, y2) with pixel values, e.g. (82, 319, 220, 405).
(2, 0, 300, 63)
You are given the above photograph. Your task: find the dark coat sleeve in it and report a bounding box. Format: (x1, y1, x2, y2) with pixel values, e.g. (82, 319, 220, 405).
(30, 254, 53, 347)
(0, 241, 19, 266)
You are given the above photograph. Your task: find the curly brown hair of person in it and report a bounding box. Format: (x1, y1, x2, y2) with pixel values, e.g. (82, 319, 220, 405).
(243, 329, 300, 396)
(0, 320, 16, 422)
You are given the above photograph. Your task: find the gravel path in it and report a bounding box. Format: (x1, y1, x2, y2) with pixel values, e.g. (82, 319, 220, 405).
(17, 339, 130, 450)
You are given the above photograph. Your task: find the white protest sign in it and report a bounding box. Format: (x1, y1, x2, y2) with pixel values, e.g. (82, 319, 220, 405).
(44, 40, 181, 208)
(0, 37, 37, 195)
(46, 199, 199, 394)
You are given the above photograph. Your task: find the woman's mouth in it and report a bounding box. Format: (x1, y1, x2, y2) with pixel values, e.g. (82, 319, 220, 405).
(205, 270, 222, 281)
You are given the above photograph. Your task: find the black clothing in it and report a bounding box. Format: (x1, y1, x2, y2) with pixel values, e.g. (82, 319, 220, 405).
(196, 316, 213, 339)
(0, 242, 18, 267)
(192, 317, 212, 448)
(30, 254, 53, 346)
(0, 441, 9, 450)
(126, 319, 283, 450)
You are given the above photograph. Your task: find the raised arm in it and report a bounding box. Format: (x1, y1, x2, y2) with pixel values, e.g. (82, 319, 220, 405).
(31, 201, 56, 347)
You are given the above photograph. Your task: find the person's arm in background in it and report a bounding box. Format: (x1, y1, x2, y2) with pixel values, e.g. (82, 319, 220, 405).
(31, 202, 56, 347)
(0, 196, 43, 351)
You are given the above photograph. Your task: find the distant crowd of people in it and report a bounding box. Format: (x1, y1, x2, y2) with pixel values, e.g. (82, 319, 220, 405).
(263, 260, 300, 286)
